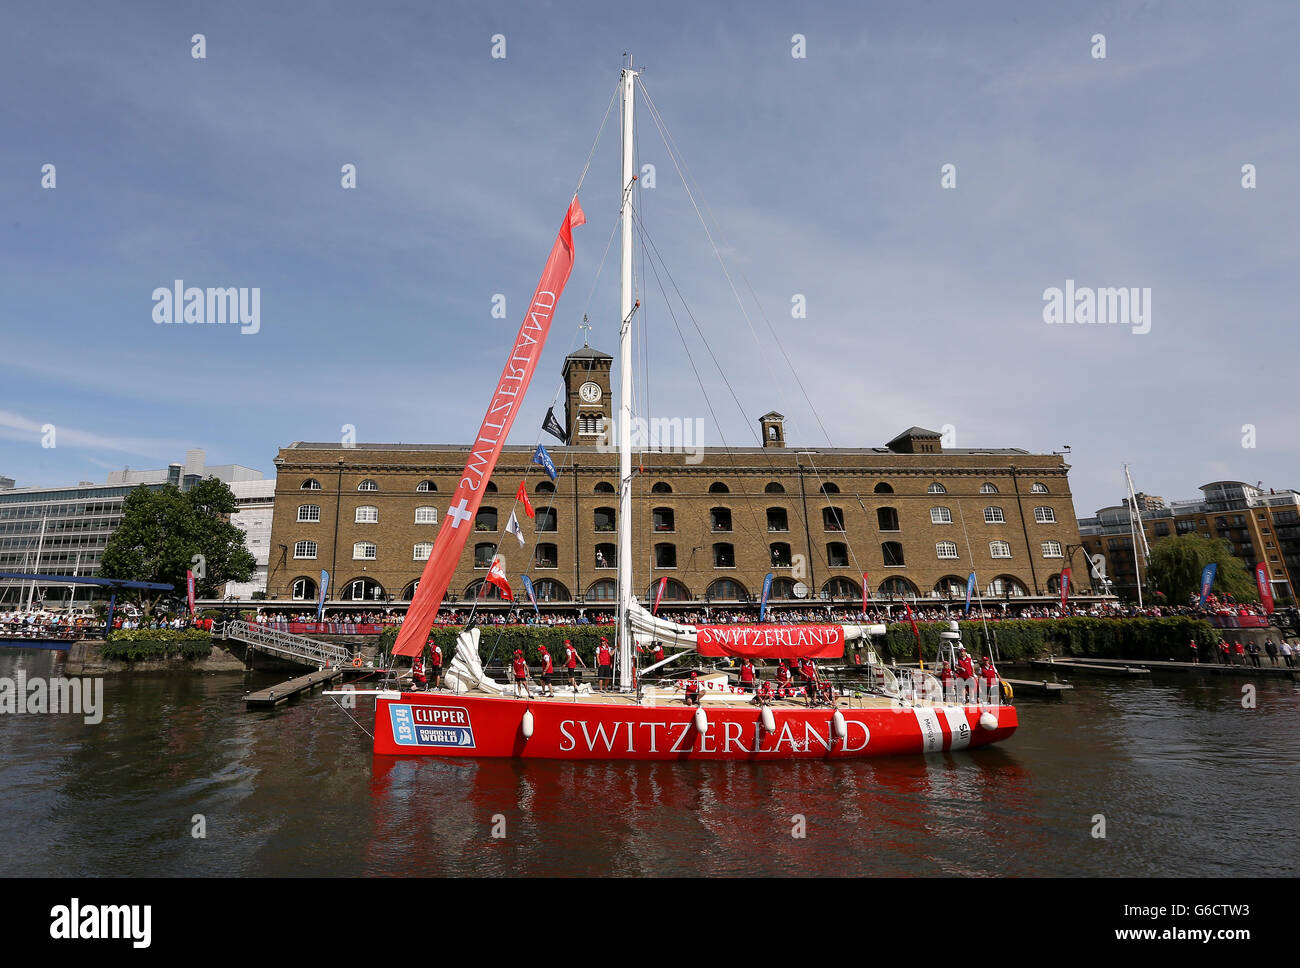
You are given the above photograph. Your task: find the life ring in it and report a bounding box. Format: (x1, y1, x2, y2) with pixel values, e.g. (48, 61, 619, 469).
(352, 655, 363, 669)
(999, 679, 1014, 702)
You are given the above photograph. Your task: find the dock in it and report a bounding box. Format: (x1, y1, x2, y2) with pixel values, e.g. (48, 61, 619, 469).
(245, 668, 343, 708)
(1001, 677, 1073, 698)
(1030, 659, 1149, 676)
(1043, 656, 1296, 679)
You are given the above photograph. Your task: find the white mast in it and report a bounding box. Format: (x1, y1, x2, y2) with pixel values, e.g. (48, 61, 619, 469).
(26, 514, 47, 613)
(616, 61, 638, 692)
(1124, 463, 1149, 606)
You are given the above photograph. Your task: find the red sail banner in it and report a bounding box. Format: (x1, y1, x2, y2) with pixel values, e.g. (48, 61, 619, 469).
(394, 197, 586, 656)
(1256, 563, 1274, 614)
(695, 624, 844, 659)
(652, 576, 668, 615)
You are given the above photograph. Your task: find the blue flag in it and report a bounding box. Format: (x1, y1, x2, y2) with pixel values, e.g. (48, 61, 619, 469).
(964, 571, 976, 615)
(521, 575, 541, 618)
(317, 569, 330, 621)
(1199, 563, 1217, 607)
(759, 572, 774, 622)
(532, 444, 558, 481)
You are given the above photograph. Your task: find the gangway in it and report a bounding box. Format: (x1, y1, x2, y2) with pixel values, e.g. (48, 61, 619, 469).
(216, 620, 355, 668)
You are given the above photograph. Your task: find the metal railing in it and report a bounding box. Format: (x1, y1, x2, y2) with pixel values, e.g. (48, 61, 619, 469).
(215, 620, 354, 667)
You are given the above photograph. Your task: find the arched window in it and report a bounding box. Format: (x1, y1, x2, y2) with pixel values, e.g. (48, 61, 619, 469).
(930, 506, 952, 524)
(873, 482, 893, 494)
(484, 481, 498, 493)
(767, 507, 788, 531)
(416, 480, 436, 492)
(593, 507, 616, 532)
(713, 543, 735, 568)
(877, 576, 919, 599)
(765, 482, 786, 494)
(1031, 482, 1049, 494)
(413, 542, 433, 561)
(476, 507, 498, 531)
(536, 508, 557, 532)
(769, 542, 792, 568)
(770, 578, 798, 600)
(980, 482, 999, 494)
(933, 576, 966, 598)
(1046, 573, 1069, 595)
(297, 504, 321, 523)
(989, 540, 1012, 558)
(536, 480, 556, 494)
(586, 579, 617, 601)
(653, 507, 675, 532)
(593, 481, 615, 493)
(466, 578, 507, 600)
(358, 479, 378, 491)
(987, 576, 1029, 597)
(352, 541, 376, 560)
(927, 482, 946, 494)
(824, 506, 846, 531)
(473, 543, 497, 568)
(882, 541, 905, 566)
(984, 506, 1006, 524)
(293, 540, 317, 559)
(300, 479, 322, 490)
(711, 507, 733, 532)
(875, 507, 897, 531)
(819, 482, 840, 494)
(534, 543, 558, 569)
(936, 541, 959, 559)
(291, 576, 317, 600)
(709, 482, 730, 494)
(654, 543, 677, 568)
(651, 482, 672, 494)
(355, 505, 378, 524)
(1034, 506, 1057, 523)
(706, 578, 747, 601)
(822, 577, 858, 599)
(402, 580, 420, 600)
(415, 506, 437, 524)
(532, 579, 571, 601)
(646, 578, 691, 601)
(826, 542, 848, 567)
(594, 543, 616, 568)
(344, 577, 384, 601)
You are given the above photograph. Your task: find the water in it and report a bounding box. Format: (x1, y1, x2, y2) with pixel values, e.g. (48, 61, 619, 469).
(1, 647, 1296, 877)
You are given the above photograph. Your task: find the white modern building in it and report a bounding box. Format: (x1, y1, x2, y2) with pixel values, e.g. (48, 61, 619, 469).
(222, 479, 276, 599)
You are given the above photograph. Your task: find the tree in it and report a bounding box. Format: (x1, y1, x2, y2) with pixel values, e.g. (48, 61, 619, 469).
(1146, 533, 1257, 605)
(100, 480, 256, 613)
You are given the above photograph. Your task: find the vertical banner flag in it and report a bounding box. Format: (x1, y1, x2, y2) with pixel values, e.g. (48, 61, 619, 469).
(532, 444, 558, 481)
(1060, 567, 1071, 608)
(1256, 562, 1274, 614)
(542, 407, 567, 443)
(964, 572, 977, 615)
(759, 572, 774, 623)
(505, 510, 526, 547)
(652, 576, 668, 616)
(521, 575, 540, 618)
(317, 569, 330, 621)
(904, 601, 924, 670)
(861, 572, 869, 615)
(515, 481, 535, 518)
(186, 570, 196, 616)
(394, 197, 584, 656)
(1198, 563, 1217, 608)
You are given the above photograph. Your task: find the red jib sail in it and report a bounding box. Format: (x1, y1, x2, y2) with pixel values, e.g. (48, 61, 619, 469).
(695, 624, 845, 659)
(393, 197, 586, 657)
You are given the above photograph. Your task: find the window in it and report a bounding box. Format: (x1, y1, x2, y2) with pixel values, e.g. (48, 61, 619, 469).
(1154, 522, 1169, 537)
(827, 542, 848, 567)
(706, 578, 746, 600)
(765, 482, 786, 494)
(594, 507, 616, 532)
(653, 507, 675, 532)
(358, 479, 378, 491)
(987, 576, 1028, 597)
(1031, 482, 1049, 494)
(1034, 507, 1056, 524)
(1042, 540, 1063, 558)
(766, 507, 787, 532)
(586, 579, 617, 601)
(533, 579, 570, 601)
(769, 578, 797, 600)
(820, 482, 839, 494)
(484, 481, 498, 493)
(416, 480, 435, 492)
(595, 543, 616, 569)
(476, 507, 497, 532)
(355, 505, 378, 524)
(293, 540, 317, 559)
(990, 540, 1012, 558)
(823, 506, 846, 531)
(882, 541, 905, 566)
(655, 543, 677, 568)
(534, 544, 558, 569)
(934, 576, 965, 597)
(651, 482, 672, 494)
(984, 507, 1005, 524)
(709, 482, 730, 494)
(711, 507, 733, 532)
(301, 479, 322, 490)
(937, 541, 959, 559)
(713, 543, 735, 568)
(930, 506, 952, 524)
(770, 542, 791, 568)
(980, 483, 999, 494)
(291, 576, 317, 600)
(536, 508, 557, 532)
(875, 507, 897, 531)
(536, 481, 555, 494)
(578, 414, 602, 436)
(353, 541, 376, 560)
(297, 504, 321, 523)
(648, 578, 691, 602)
(873, 482, 893, 494)
(415, 506, 437, 524)
(928, 482, 947, 494)
(413, 542, 433, 561)
(877, 576, 918, 599)
(594, 481, 615, 493)
(474, 543, 497, 568)
(823, 577, 858, 599)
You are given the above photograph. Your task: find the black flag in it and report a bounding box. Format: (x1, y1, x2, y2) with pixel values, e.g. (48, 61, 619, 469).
(542, 407, 567, 442)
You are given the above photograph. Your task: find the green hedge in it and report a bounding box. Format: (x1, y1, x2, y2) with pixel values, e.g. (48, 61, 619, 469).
(103, 628, 214, 661)
(379, 625, 616, 665)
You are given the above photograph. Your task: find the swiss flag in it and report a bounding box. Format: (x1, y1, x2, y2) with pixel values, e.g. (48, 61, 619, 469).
(516, 481, 535, 519)
(486, 556, 513, 600)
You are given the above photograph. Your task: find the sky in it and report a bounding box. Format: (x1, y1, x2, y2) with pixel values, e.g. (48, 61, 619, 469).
(1, 0, 1297, 517)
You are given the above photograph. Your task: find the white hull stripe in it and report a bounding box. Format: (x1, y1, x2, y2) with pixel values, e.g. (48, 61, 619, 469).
(912, 708, 944, 753)
(940, 706, 973, 751)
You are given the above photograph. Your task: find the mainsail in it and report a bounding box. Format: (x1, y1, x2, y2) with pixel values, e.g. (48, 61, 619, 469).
(393, 197, 586, 657)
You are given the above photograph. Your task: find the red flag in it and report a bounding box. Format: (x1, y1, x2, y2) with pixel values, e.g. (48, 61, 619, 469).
(516, 481, 535, 519)
(904, 601, 924, 670)
(486, 556, 513, 601)
(394, 197, 584, 656)
(652, 576, 668, 615)
(1256, 563, 1274, 614)
(1060, 567, 1072, 608)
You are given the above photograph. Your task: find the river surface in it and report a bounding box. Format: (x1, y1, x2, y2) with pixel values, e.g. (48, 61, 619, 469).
(1, 646, 1296, 877)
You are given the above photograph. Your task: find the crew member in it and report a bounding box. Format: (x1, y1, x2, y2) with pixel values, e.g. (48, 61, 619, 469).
(939, 661, 954, 701)
(412, 651, 427, 691)
(798, 657, 818, 706)
(776, 659, 792, 697)
(752, 678, 775, 706)
(1188, 638, 1199, 665)
(597, 636, 613, 691)
(538, 643, 555, 697)
(739, 657, 756, 693)
(684, 670, 702, 706)
(564, 639, 584, 691)
(979, 655, 999, 704)
(429, 640, 443, 690)
(652, 641, 666, 664)
(512, 649, 532, 699)
(956, 648, 976, 703)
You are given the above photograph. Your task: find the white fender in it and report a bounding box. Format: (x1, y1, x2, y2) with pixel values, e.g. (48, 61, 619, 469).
(979, 711, 998, 731)
(760, 706, 775, 733)
(693, 706, 708, 733)
(521, 708, 535, 739)
(831, 709, 847, 741)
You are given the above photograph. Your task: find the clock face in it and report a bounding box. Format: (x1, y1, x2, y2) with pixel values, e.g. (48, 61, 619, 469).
(579, 382, 602, 403)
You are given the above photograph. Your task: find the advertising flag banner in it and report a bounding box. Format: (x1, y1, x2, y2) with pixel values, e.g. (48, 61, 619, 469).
(516, 481, 535, 519)
(186, 570, 196, 615)
(695, 624, 844, 659)
(542, 407, 567, 443)
(759, 572, 774, 623)
(1199, 563, 1217, 608)
(531, 444, 558, 481)
(1060, 567, 1072, 608)
(504, 510, 526, 548)
(318, 569, 330, 621)
(485, 556, 513, 601)
(861, 572, 869, 614)
(1256, 562, 1274, 614)
(964, 572, 976, 615)
(521, 575, 540, 617)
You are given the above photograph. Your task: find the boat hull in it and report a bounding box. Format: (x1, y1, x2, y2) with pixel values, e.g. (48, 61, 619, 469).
(373, 692, 1017, 760)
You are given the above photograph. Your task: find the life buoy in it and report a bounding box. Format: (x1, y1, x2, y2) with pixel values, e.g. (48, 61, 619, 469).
(999, 679, 1013, 702)
(352, 655, 363, 669)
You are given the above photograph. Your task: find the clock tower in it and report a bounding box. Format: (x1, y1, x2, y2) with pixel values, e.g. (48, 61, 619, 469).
(562, 343, 614, 446)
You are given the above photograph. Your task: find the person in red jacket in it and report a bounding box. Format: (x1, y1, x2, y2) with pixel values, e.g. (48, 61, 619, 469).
(596, 636, 613, 691)
(752, 677, 775, 706)
(684, 670, 701, 706)
(776, 659, 792, 697)
(537, 643, 555, 697)
(956, 648, 976, 703)
(1234, 641, 1246, 666)
(429, 640, 443, 690)
(979, 656, 999, 704)
(739, 657, 756, 693)
(652, 641, 666, 664)
(412, 651, 427, 691)
(512, 649, 532, 699)
(939, 661, 954, 701)
(564, 639, 585, 692)
(1188, 639, 1200, 665)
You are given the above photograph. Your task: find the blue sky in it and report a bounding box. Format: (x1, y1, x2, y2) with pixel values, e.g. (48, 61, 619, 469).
(2, 0, 1297, 516)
